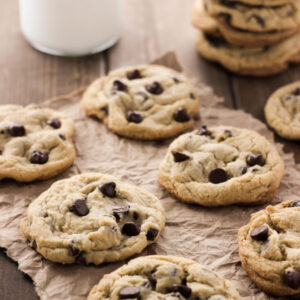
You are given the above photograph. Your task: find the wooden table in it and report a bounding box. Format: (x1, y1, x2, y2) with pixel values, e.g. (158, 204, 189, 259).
(0, 0, 299, 299)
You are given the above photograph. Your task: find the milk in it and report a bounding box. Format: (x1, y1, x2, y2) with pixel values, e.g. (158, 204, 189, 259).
(19, 0, 121, 56)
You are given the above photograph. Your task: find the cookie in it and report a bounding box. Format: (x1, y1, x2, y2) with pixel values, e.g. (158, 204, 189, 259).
(81, 65, 199, 140)
(192, 0, 299, 47)
(265, 81, 300, 140)
(239, 200, 300, 297)
(0, 104, 75, 182)
(206, 0, 300, 33)
(196, 30, 300, 76)
(159, 125, 284, 207)
(20, 173, 165, 265)
(87, 255, 241, 299)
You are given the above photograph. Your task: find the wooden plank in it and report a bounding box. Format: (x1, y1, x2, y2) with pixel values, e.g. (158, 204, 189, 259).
(108, 0, 234, 108)
(230, 65, 300, 162)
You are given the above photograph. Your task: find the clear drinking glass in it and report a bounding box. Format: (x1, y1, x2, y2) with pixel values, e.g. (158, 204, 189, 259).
(19, 0, 121, 57)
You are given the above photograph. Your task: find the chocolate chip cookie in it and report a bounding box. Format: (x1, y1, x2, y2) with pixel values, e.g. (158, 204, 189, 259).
(192, 0, 299, 47)
(239, 200, 300, 297)
(207, 0, 300, 33)
(87, 255, 241, 299)
(0, 104, 75, 182)
(20, 173, 165, 265)
(159, 125, 284, 206)
(81, 65, 199, 140)
(196, 30, 300, 76)
(265, 81, 300, 140)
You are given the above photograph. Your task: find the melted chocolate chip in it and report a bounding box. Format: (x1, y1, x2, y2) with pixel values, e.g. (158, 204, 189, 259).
(70, 199, 89, 216)
(198, 125, 211, 136)
(146, 228, 159, 241)
(68, 246, 80, 256)
(209, 168, 227, 184)
(171, 150, 190, 162)
(284, 270, 300, 289)
(101, 106, 109, 114)
(30, 151, 48, 164)
(225, 130, 232, 137)
(75, 252, 86, 265)
(137, 91, 148, 101)
(289, 200, 300, 207)
(173, 78, 180, 84)
(113, 212, 120, 222)
(8, 123, 26, 137)
(47, 118, 61, 129)
(247, 153, 265, 167)
(127, 110, 143, 123)
(190, 93, 195, 99)
(32, 240, 37, 250)
(112, 80, 128, 92)
(119, 287, 140, 299)
(122, 222, 140, 236)
(59, 134, 66, 141)
(241, 166, 247, 175)
(293, 87, 300, 96)
(250, 225, 268, 241)
(173, 108, 190, 122)
(126, 69, 142, 80)
(133, 212, 139, 220)
(112, 205, 130, 214)
(99, 182, 117, 198)
(170, 284, 192, 298)
(146, 82, 163, 95)
(250, 14, 265, 28)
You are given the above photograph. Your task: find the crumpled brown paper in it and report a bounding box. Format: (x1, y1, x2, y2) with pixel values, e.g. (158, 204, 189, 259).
(0, 53, 299, 300)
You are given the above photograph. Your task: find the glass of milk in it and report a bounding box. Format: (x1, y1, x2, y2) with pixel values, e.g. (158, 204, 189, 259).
(19, 0, 121, 57)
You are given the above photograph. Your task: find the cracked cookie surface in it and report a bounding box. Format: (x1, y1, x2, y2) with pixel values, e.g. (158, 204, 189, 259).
(0, 104, 75, 182)
(265, 81, 300, 140)
(87, 255, 241, 300)
(206, 0, 300, 32)
(239, 200, 300, 297)
(81, 65, 199, 140)
(20, 173, 165, 265)
(196, 30, 300, 76)
(159, 125, 284, 207)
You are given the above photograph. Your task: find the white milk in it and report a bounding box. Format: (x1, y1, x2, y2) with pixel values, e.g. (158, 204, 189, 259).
(19, 0, 121, 56)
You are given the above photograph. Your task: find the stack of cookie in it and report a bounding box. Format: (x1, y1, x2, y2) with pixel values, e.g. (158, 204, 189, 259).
(192, 0, 300, 76)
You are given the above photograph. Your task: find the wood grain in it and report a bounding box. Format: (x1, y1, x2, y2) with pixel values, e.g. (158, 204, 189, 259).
(0, 0, 299, 299)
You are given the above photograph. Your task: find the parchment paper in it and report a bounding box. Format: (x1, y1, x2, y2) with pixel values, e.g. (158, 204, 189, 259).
(0, 53, 300, 300)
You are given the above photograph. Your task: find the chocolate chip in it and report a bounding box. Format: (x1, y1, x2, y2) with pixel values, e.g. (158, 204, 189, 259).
(70, 199, 89, 216)
(127, 110, 143, 123)
(247, 153, 265, 166)
(250, 14, 265, 28)
(32, 240, 37, 250)
(68, 246, 80, 257)
(198, 125, 211, 136)
(170, 284, 192, 298)
(133, 212, 139, 220)
(112, 205, 130, 214)
(146, 228, 158, 241)
(59, 134, 66, 141)
(113, 213, 120, 222)
(146, 82, 163, 95)
(225, 130, 232, 137)
(30, 151, 48, 164)
(190, 93, 195, 99)
(173, 78, 180, 83)
(250, 225, 268, 241)
(112, 80, 128, 92)
(173, 108, 190, 122)
(284, 269, 300, 289)
(137, 91, 148, 101)
(293, 87, 300, 96)
(47, 118, 61, 129)
(126, 69, 142, 80)
(99, 182, 116, 198)
(241, 166, 247, 175)
(101, 106, 109, 114)
(122, 222, 140, 236)
(75, 252, 86, 265)
(119, 287, 140, 299)
(8, 123, 26, 137)
(171, 150, 190, 162)
(289, 200, 300, 207)
(209, 168, 227, 184)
